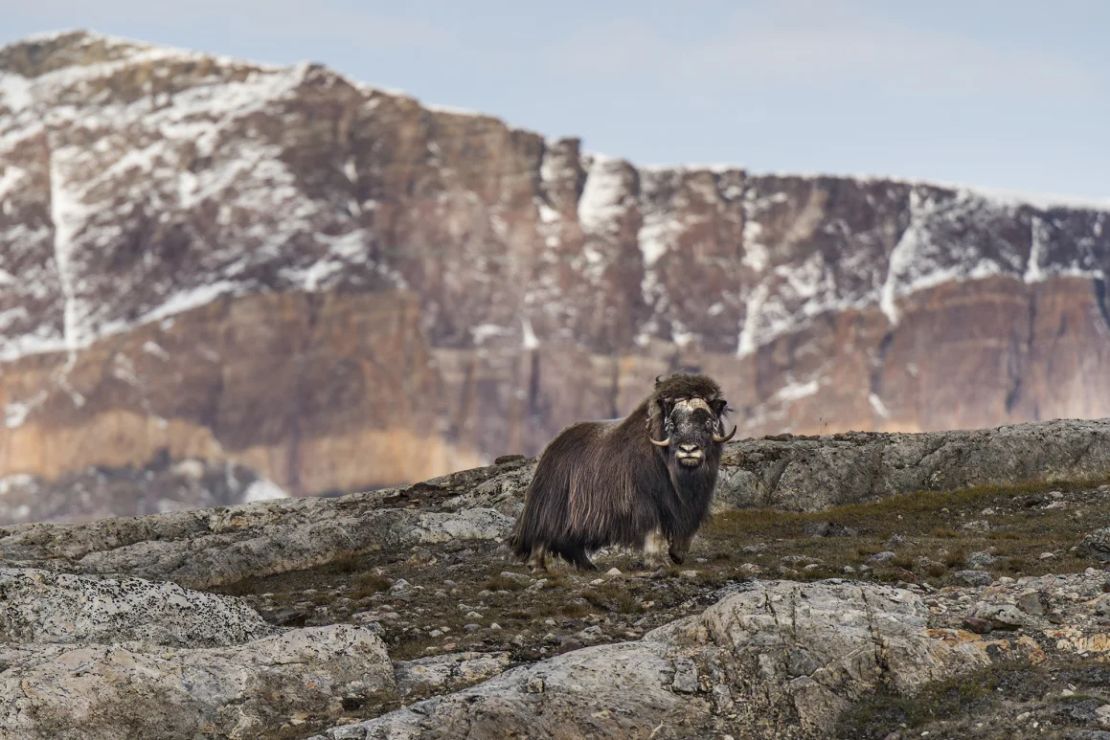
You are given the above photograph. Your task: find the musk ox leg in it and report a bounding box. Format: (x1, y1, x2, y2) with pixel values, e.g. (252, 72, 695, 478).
(556, 545, 597, 571)
(527, 545, 549, 573)
(639, 529, 671, 569)
(668, 534, 694, 565)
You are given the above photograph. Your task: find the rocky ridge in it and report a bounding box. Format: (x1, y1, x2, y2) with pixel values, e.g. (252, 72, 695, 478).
(2, 31, 1110, 522)
(0, 419, 1107, 738)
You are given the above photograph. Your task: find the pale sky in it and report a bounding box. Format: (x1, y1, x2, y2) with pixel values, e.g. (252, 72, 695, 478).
(2, 0, 1108, 200)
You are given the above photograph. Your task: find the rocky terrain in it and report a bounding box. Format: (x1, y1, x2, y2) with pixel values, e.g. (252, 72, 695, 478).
(2, 31, 1110, 522)
(0, 418, 1107, 738)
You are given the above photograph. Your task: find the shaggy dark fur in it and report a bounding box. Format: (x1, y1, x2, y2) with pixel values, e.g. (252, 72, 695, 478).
(509, 374, 733, 570)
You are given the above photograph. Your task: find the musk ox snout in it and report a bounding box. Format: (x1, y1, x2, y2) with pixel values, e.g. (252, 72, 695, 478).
(675, 443, 704, 467)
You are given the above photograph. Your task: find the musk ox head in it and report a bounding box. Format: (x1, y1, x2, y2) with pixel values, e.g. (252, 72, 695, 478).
(646, 374, 736, 471)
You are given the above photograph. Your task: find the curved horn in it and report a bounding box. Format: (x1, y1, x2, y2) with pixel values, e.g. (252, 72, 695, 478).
(649, 435, 671, 447)
(712, 425, 737, 444)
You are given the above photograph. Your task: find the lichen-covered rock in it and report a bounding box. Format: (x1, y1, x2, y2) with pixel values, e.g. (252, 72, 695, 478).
(394, 651, 513, 698)
(0, 491, 514, 588)
(716, 418, 1110, 511)
(0, 567, 272, 646)
(315, 580, 991, 739)
(0, 624, 395, 740)
(1081, 527, 1110, 561)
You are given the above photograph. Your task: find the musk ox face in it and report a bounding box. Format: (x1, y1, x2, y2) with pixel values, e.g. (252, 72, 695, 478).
(650, 395, 736, 469)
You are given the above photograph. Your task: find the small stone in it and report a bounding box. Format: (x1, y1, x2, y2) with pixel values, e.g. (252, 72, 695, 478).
(606, 567, 622, 577)
(965, 551, 996, 568)
(842, 565, 856, 574)
(1093, 594, 1110, 617)
(428, 629, 443, 638)
(499, 571, 533, 586)
(868, 551, 896, 564)
(781, 554, 819, 566)
(963, 616, 993, 634)
(1097, 704, 1110, 728)
(961, 519, 991, 532)
(681, 570, 699, 579)
(1081, 527, 1110, 562)
(389, 578, 413, 596)
(803, 521, 858, 538)
(1038, 552, 1057, 560)
(489, 622, 502, 630)
(672, 659, 699, 694)
(970, 602, 1028, 630)
(526, 676, 545, 694)
(954, 570, 993, 587)
(589, 578, 604, 586)
(466, 611, 482, 619)
(738, 563, 763, 576)
(1016, 590, 1044, 616)
(463, 623, 481, 632)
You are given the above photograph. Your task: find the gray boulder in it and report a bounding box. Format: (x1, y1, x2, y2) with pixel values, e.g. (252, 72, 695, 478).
(314, 580, 990, 739)
(0, 624, 394, 740)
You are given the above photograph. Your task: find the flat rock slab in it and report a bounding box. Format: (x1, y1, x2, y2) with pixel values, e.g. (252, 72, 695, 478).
(394, 651, 513, 698)
(0, 567, 272, 647)
(717, 418, 1110, 511)
(0, 500, 513, 589)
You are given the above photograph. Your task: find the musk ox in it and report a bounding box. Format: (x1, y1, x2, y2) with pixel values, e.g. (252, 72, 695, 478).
(509, 373, 736, 571)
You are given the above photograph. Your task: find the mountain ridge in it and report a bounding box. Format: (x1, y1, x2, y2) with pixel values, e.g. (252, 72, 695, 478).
(1, 30, 1108, 521)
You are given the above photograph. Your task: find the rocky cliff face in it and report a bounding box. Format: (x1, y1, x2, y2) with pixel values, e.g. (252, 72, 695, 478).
(2, 31, 1109, 520)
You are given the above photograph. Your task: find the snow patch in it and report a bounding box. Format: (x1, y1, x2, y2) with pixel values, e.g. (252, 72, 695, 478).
(470, 324, 508, 343)
(0, 474, 35, 496)
(521, 318, 539, 350)
(0, 72, 33, 111)
(775, 379, 819, 402)
(578, 157, 629, 233)
(869, 393, 890, 419)
(4, 391, 46, 428)
(142, 341, 169, 360)
(243, 477, 289, 503)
